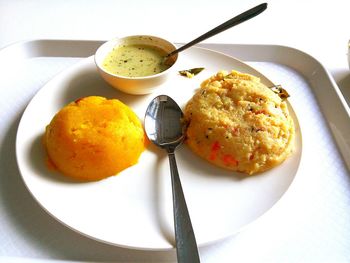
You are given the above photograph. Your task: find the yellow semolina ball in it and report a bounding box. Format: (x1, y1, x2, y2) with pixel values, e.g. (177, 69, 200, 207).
(183, 70, 295, 175)
(44, 96, 147, 181)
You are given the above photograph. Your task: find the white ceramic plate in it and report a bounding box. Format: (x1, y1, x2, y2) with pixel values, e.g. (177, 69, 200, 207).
(16, 47, 302, 250)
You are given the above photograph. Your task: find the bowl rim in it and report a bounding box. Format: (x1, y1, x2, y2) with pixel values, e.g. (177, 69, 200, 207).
(94, 34, 178, 80)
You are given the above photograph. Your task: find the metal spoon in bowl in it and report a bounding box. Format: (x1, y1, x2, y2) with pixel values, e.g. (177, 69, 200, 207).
(144, 95, 200, 263)
(164, 2, 267, 66)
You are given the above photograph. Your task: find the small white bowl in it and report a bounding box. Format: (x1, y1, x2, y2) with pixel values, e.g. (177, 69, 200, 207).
(95, 35, 178, 95)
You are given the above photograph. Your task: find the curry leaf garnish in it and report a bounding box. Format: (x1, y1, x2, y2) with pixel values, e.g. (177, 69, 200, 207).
(269, 84, 290, 100)
(179, 67, 205, 78)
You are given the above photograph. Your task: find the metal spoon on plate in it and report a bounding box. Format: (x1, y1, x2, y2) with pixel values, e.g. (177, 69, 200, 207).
(164, 2, 267, 66)
(144, 95, 200, 263)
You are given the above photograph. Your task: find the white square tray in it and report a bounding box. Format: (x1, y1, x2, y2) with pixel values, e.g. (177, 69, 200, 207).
(0, 40, 349, 262)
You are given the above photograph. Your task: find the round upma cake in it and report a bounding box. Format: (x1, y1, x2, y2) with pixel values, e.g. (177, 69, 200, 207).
(44, 96, 146, 181)
(184, 70, 295, 175)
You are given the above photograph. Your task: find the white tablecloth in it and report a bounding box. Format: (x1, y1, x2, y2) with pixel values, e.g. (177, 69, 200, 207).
(0, 0, 349, 262)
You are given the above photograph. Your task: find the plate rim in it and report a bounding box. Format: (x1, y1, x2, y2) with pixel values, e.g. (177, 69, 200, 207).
(15, 46, 303, 250)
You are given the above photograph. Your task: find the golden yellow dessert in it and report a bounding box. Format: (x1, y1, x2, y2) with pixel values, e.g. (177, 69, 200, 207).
(184, 70, 295, 175)
(44, 96, 146, 181)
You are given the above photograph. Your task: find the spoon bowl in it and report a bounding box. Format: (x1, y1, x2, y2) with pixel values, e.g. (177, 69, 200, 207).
(144, 95, 185, 151)
(144, 95, 200, 263)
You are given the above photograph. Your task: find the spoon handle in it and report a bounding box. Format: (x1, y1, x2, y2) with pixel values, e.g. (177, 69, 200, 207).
(168, 152, 200, 263)
(166, 2, 267, 58)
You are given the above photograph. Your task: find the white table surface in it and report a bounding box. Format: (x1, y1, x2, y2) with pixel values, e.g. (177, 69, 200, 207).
(0, 0, 349, 262)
